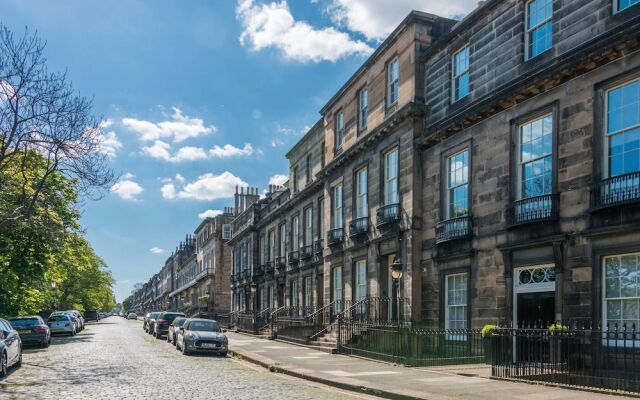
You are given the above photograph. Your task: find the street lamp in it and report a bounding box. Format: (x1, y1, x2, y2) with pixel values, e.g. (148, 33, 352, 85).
(250, 282, 257, 313)
(390, 257, 403, 322)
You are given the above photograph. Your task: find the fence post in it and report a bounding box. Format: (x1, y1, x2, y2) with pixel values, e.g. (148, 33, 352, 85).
(337, 316, 342, 353)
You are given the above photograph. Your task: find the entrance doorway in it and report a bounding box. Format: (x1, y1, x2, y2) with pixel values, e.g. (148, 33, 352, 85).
(516, 292, 554, 326)
(513, 265, 556, 325)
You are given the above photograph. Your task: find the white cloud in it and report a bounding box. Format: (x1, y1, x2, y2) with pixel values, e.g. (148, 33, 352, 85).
(175, 173, 185, 182)
(161, 171, 247, 201)
(271, 138, 284, 147)
(122, 172, 135, 180)
(122, 107, 216, 143)
(209, 143, 254, 158)
(326, 0, 474, 41)
(269, 174, 288, 187)
(97, 131, 123, 158)
(149, 247, 165, 254)
(276, 124, 310, 137)
(141, 141, 208, 163)
(198, 209, 223, 219)
(110, 177, 144, 201)
(99, 118, 114, 129)
(236, 0, 372, 63)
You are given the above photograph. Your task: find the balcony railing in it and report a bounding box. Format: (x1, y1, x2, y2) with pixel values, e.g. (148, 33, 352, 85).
(591, 172, 640, 210)
(300, 245, 313, 259)
(276, 256, 286, 273)
(376, 203, 401, 226)
(508, 194, 558, 226)
(327, 228, 344, 245)
(435, 216, 472, 244)
(314, 239, 324, 254)
(349, 217, 369, 237)
(265, 261, 275, 275)
(288, 251, 299, 265)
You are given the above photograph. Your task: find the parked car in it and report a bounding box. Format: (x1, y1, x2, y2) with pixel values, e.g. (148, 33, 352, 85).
(175, 318, 228, 356)
(145, 312, 161, 334)
(153, 312, 185, 339)
(50, 311, 82, 332)
(83, 310, 100, 322)
(7, 316, 50, 347)
(47, 314, 76, 336)
(0, 318, 22, 378)
(127, 312, 137, 320)
(167, 317, 187, 345)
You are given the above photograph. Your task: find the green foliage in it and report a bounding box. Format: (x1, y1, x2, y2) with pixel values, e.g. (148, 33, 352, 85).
(549, 323, 569, 332)
(481, 324, 498, 337)
(122, 295, 133, 312)
(0, 150, 115, 317)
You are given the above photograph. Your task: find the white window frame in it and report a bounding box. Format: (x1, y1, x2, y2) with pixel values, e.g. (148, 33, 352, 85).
(525, 0, 553, 60)
(355, 260, 367, 302)
(384, 148, 399, 205)
(445, 273, 468, 338)
(290, 279, 298, 308)
(332, 266, 343, 312)
(355, 167, 368, 218)
(222, 224, 231, 239)
(332, 183, 343, 229)
(304, 207, 313, 247)
(304, 275, 313, 310)
(602, 253, 640, 347)
(614, 0, 640, 13)
(279, 224, 286, 257)
(451, 46, 470, 103)
(387, 57, 399, 107)
(292, 215, 299, 252)
(335, 110, 344, 150)
(358, 87, 368, 130)
(604, 78, 640, 178)
(446, 149, 469, 219)
(268, 229, 275, 262)
(517, 113, 554, 199)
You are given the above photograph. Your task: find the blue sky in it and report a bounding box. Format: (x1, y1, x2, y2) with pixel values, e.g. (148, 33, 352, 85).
(2, 0, 474, 301)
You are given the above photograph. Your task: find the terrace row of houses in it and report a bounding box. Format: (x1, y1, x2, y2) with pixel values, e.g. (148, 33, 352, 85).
(135, 0, 640, 336)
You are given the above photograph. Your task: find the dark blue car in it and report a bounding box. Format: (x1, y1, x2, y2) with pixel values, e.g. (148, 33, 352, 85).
(0, 318, 22, 378)
(8, 316, 50, 347)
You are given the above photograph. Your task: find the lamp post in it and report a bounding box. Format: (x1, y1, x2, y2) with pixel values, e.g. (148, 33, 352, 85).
(390, 257, 403, 323)
(250, 282, 257, 313)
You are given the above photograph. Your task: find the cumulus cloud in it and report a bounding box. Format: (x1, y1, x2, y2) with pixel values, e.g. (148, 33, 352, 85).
(98, 131, 123, 158)
(161, 171, 247, 201)
(198, 209, 223, 219)
(209, 143, 254, 158)
(122, 107, 216, 143)
(149, 247, 165, 254)
(110, 175, 144, 201)
(326, 0, 474, 41)
(269, 174, 288, 187)
(236, 0, 372, 63)
(141, 141, 208, 162)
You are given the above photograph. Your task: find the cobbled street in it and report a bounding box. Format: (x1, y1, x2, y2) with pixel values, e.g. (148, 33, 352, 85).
(0, 318, 365, 400)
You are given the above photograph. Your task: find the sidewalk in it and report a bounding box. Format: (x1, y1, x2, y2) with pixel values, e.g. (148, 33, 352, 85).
(227, 332, 634, 400)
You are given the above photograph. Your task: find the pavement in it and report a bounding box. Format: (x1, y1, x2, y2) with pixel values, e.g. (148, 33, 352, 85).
(0, 317, 373, 400)
(227, 332, 636, 400)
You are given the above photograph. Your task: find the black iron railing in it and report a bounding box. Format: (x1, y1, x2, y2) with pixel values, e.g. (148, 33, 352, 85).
(591, 172, 640, 209)
(508, 194, 558, 226)
(435, 216, 472, 244)
(288, 251, 299, 264)
(349, 217, 369, 237)
(327, 228, 344, 245)
(265, 261, 275, 275)
(276, 256, 286, 270)
(314, 239, 324, 254)
(301, 245, 313, 259)
(235, 309, 271, 334)
(491, 323, 640, 395)
(376, 203, 401, 226)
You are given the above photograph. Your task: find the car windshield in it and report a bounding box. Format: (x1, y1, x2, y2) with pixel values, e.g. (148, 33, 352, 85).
(163, 314, 182, 322)
(188, 320, 220, 332)
(48, 315, 68, 322)
(150, 312, 160, 319)
(173, 318, 186, 327)
(9, 318, 40, 328)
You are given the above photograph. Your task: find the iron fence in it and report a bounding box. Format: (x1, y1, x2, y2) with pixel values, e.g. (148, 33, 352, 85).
(435, 216, 472, 243)
(376, 203, 401, 226)
(591, 171, 640, 209)
(235, 310, 271, 334)
(491, 323, 640, 395)
(508, 193, 559, 226)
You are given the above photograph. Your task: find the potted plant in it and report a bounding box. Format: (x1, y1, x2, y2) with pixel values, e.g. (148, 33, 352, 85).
(481, 324, 497, 364)
(548, 323, 569, 366)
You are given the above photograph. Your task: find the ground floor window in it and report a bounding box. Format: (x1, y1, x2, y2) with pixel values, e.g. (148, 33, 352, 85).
(332, 266, 343, 314)
(304, 276, 312, 313)
(445, 273, 467, 330)
(290, 279, 298, 308)
(604, 253, 640, 330)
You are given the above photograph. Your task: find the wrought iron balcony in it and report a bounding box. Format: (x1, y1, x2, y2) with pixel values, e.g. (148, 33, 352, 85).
(376, 203, 401, 227)
(300, 245, 313, 259)
(265, 261, 275, 274)
(591, 172, 640, 210)
(508, 194, 559, 227)
(349, 217, 369, 237)
(314, 239, 324, 254)
(327, 228, 344, 245)
(276, 256, 287, 270)
(435, 216, 472, 244)
(288, 251, 299, 264)
(255, 264, 265, 277)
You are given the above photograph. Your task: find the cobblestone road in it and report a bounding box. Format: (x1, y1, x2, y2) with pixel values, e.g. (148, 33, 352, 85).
(0, 317, 365, 400)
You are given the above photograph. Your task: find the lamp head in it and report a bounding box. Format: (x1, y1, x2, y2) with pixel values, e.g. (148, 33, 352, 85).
(391, 257, 403, 280)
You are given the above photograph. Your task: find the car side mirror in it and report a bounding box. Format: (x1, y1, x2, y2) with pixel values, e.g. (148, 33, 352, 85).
(222, 329, 227, 333)
(179, 327, 184, 331)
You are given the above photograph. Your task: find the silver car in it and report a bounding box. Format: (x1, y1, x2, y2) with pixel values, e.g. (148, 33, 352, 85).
(47, 315, 76, 335)
(127, 313, 137, 320)
(175, 319, 228, 356)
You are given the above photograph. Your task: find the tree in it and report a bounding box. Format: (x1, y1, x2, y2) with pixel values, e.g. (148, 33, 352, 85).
(0, 25, 114, 226)
(122, 295, 133, 313)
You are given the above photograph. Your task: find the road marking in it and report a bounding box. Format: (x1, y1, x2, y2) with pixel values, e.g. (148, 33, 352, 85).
(323, 370, 400, 377)
(416, 376, 484, 384)
(306, 352, 326, 356)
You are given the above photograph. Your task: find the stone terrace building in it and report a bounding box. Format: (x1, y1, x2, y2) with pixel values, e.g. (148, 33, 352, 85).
(418, 0, 640, 329)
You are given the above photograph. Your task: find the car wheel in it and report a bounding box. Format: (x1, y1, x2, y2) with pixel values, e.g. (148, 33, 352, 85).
(0, 352, 7, 378)
(220, 351, 228, 357)
(166, 334, 171, 343)
(181, 343, 189, 356)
